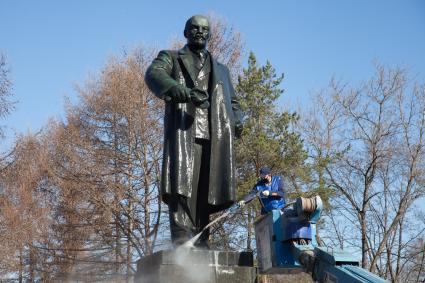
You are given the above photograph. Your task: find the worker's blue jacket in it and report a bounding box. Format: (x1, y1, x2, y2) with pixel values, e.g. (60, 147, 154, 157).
(244, 176, 285, 214)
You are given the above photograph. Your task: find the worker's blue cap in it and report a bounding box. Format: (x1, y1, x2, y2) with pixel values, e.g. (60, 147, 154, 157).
(260, 167, 271, 175)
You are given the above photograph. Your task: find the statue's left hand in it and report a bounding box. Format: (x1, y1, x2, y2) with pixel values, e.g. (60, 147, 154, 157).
(167, 85, 191, 103)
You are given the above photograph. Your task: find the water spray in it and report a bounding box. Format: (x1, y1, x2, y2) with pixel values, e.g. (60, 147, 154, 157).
(182, 191, 264, 248)
(182, 203, 242, 248)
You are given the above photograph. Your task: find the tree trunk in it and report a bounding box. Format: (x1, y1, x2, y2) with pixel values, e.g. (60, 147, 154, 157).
(115, 215, 121, 274)
(19, 248, 23, 283)
(29, 245, 34, 283)
(360, 211, 368, 268)
(126, 199, 133, 283)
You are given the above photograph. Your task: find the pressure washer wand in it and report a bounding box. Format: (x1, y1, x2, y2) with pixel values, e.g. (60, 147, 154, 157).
(182, 191, 261, 248)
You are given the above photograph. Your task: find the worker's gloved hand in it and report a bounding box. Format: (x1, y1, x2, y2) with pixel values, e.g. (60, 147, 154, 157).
(238, 200, 246, 208)
(166, 84, 191, 103)
(190, 87, 209, 109)
(261, 190, 270, 197)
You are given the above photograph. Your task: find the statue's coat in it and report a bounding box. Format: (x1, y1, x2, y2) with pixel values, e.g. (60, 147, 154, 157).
(145, 45, 242, 212)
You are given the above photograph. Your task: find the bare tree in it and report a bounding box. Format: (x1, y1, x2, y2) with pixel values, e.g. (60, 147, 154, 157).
(0, 54, 14, 134)
(0, 133, 54, 282)
(302, 63, 425, 282)
(0, 53, 16, 171)
(206, 13, 244, 80)
(45, 47, 165, 281)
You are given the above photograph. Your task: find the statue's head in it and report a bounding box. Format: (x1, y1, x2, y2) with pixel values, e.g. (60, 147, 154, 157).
(184, 15, 210, 50)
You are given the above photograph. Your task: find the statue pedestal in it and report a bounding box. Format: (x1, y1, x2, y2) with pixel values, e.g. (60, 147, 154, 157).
(135, 249, 256, 283)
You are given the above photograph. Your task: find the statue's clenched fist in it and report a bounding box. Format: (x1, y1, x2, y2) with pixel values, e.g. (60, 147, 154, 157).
(167, 84, 191, 103)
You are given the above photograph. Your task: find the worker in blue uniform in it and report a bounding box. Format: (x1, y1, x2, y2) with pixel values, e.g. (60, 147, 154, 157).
(238, 167, 285, 214)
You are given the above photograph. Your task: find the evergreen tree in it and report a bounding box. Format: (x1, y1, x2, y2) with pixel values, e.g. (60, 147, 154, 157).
(233, 52, 308, 249)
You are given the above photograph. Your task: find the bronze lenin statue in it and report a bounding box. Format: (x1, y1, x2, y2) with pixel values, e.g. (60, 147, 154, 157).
(145, 15, 242, 247)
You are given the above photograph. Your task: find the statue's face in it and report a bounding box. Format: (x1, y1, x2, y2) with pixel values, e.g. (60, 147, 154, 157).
(184, 16, 210, 49)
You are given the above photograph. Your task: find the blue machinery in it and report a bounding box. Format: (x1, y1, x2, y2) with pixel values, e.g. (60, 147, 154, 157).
(254, 196, 388, 283)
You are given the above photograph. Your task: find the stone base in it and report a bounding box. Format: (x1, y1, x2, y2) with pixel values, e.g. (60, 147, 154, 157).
(135, 249, 256, 283)
(257, 273, 315, 283)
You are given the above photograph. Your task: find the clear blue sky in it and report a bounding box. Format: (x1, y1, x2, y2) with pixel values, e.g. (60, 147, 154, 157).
(1, 0, 425, 149)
